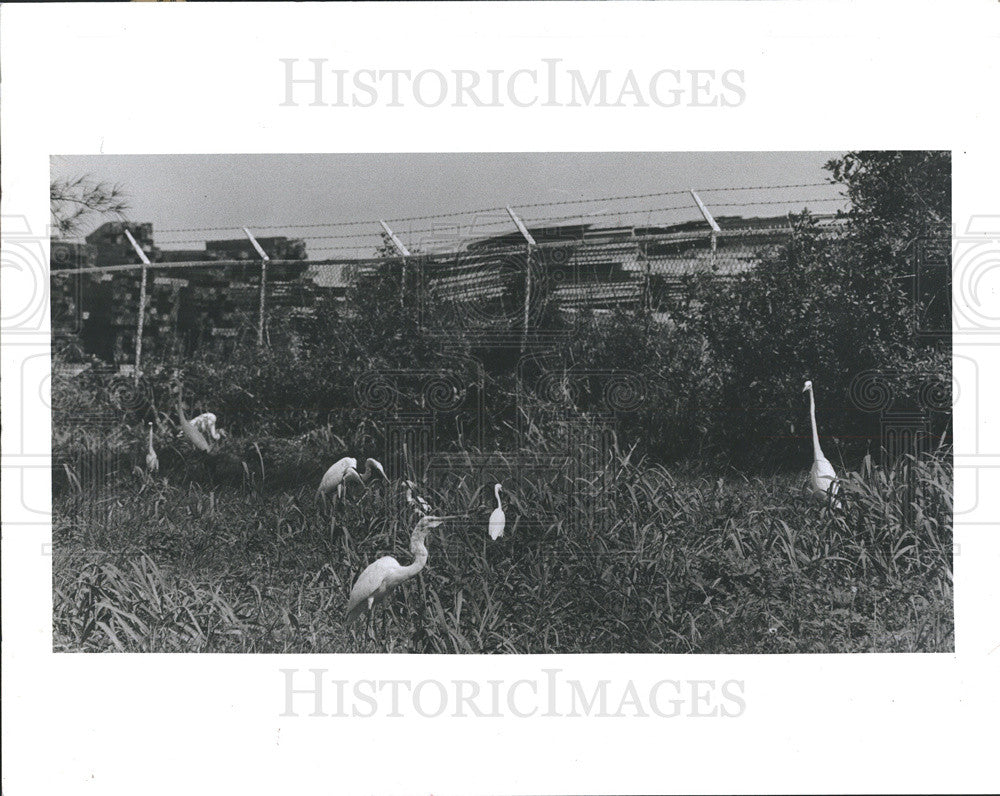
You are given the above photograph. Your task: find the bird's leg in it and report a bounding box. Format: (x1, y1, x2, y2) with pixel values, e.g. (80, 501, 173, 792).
(366, 609, 377, 647)
(382, 609, 393, 651)
(385, 611, 395, 653)
(384, 602, 396, 651)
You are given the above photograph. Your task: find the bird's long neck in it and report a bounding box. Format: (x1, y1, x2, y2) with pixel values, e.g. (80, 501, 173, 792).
(495, 486, 502, 511)
(807, 387, 825, 462)
(148, 425, 154, 453)
(177, 394, 211, 453)
(400, 538, 429, 580)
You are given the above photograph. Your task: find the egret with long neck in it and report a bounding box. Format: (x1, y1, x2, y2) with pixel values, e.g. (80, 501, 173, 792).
(488, 483, 505, 540)
(346, 515, 459, 628)
(177, 392, 248, 483)
(177, 395, 211, 453)
(145, 422, 159, 474)
(190, 412, 225, 441)
(803, 379, 841, 508)
(317, 456, 387, 509)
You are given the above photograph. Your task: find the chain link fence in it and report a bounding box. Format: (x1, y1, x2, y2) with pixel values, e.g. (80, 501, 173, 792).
(51, 214, 847, 367)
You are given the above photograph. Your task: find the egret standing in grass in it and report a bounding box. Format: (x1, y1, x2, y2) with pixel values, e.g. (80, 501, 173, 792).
(317, 457, 387, 508)
(145, 422, 159, 475)
(316, 456, 387, 535)
(488, 483, 505, 540)
(346, 514, 459, 637)
(803, 379, 841, 509)
(177, 396, 212, 454)
(317, 457, 361, 510)
(177, 395, 248, 483)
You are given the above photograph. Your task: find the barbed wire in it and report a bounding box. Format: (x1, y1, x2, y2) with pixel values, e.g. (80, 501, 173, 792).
(151, 181, 837, 234)
(698, 181, 834, 193)
(152, 195, 844, 249)
(707, 197, 845, 208)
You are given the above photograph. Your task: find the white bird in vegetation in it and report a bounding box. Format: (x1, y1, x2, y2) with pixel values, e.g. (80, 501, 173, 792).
(346, 515, 459, 625)
(177, 397, 212, 453)
(177, 395, 248, 481)
(803, 380, 841, 509)
(190, 412, 226, 441)
(404, 479, 432, 515)
(145, 422, 159, 474)
(488, 483, 505, 540)
(317, 456, 387, 510)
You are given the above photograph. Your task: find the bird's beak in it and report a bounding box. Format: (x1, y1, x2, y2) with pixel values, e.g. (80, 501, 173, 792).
(430, 515, 467, 526)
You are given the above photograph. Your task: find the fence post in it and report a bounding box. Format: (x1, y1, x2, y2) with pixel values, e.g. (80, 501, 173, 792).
(123, 228, 151, 384)
(243, 227, 270, 347)
(690, 189, 721, 269)
(379, 220, 411, 307)
(634, 230, 652, 316)
(506, 206, 536, 353)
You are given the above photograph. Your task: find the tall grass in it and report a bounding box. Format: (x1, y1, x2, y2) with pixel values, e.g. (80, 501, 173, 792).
(53, 436, 952, 653)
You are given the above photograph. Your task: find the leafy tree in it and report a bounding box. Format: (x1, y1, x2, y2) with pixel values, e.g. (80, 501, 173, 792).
(672, 150, 951, 467)
(827, 151, 951, 339)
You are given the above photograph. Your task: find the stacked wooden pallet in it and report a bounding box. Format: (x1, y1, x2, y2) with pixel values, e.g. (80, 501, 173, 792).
(268, 281, 316, 308)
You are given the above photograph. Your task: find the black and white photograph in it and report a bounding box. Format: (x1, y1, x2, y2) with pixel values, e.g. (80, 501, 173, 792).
(49, 151, 952, 654)
(3, 3, 997, 795)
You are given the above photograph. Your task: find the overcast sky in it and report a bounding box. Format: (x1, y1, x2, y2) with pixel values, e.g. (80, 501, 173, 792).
(52, 151, 848, 258)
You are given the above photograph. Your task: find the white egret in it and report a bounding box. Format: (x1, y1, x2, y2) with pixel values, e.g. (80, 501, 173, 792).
(316, 456, 387, 510)
(346, 515, 459, 627)
(177, 395, 248, 482)
(190, 412, 226, 441)
(145, 422, 159, 474)
(488, 483, 505, 540)
(177, 397, 212, 453)
(803, 380, 841, 509)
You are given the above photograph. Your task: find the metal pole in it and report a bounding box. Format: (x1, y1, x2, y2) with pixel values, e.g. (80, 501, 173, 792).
(379, 221, 411, 307)
(637, 234, 651, 315)
(506, 207, 536, 353)
(523, 242, 532, 352)
(123, 228, 151, 384)
(243, 228, 270, 347)
(690, 189, 721, 270)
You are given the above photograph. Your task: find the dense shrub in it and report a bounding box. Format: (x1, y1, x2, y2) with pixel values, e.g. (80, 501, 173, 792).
(664, 151, 951, 468)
